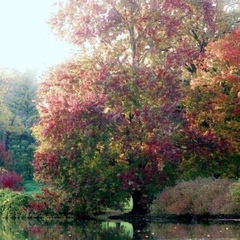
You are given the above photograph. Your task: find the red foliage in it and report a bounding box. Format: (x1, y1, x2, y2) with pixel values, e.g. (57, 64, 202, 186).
(0, 141, 22, 191)
(32, 0, 234, 215)
(187, 28, 240, 152)
(207, 28, 240, 67)
(180, 28, 240, 179)
(0, 169, 23, 191)
(0, 141, 13, 170)
(151, 178, 235, 216)
(28, 200, 47, 213)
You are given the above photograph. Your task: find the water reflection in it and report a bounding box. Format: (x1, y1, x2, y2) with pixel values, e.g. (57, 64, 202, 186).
(0, 218, 239, 239)
(148, 222, 240, 240)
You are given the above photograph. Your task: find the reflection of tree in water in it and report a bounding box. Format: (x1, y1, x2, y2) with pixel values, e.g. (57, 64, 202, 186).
(0, 219, 28, 239)
(129, 220, 156, 240)
(24, 219, 155, 239)
(0, 219, 240, 239)
(148, 222, 240, 239)
(24, 219, 133, 240)
(23, 220, 240, 239)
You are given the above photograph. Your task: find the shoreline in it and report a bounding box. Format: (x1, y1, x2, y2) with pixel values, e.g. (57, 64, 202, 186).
(106, 212, 240, 223)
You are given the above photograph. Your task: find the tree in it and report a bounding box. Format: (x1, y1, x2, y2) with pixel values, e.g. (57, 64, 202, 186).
(0, 69, 38, 179)
(5, 70, 38, 129)
(4, 70, 38, 179)
(181, 28, 240, 179)
(33, 0, 240, 216)
(0, 69, 15, 141)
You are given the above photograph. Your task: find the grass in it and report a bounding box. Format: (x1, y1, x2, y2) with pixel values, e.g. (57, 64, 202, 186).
(124, 197, 133, 212)
(23, 180, 41, 193)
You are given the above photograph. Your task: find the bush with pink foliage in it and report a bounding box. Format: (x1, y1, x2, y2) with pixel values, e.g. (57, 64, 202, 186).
(150, 177, 239, 216)
(0, 168, 23, 191)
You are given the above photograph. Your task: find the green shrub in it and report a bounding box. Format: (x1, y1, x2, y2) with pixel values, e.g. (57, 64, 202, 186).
(150, 177, 236, 216)
(0, 189, 33, 219)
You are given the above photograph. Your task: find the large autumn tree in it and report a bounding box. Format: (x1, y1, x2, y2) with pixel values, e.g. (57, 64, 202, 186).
(33, 0, 240, 216)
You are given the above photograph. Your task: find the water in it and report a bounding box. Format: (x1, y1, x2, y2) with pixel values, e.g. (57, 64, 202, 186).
(0, 218, 239, 240)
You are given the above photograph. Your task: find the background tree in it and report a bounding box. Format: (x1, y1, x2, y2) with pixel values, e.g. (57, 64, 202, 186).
(0, 69, 38, 179)
(33, 0, 240, 216)
(5, 70, 38, 179)
(180, 28, 240, 180)
(6, 70, 38, 129)
(0, 69, 25, 190)
(0, 69, 14, 142)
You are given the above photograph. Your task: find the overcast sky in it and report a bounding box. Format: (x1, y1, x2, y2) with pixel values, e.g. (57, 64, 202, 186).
(0, 0, 74, 73)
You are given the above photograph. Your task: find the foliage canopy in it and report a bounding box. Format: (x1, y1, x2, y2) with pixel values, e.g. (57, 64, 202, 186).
(33, 0, 240, 216)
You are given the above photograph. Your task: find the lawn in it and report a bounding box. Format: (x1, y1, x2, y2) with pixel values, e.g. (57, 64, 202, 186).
(23, 180, 41, 193)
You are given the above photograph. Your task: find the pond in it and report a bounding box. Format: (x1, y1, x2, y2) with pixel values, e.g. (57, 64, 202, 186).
(1, 218, 239, 240)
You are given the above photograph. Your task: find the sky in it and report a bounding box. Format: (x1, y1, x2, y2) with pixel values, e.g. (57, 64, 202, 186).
(0, 0, 75, 74)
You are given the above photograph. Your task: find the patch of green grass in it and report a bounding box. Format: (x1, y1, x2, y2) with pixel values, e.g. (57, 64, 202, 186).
(124, 198, 133, 211)
(23, 180, 41, 193)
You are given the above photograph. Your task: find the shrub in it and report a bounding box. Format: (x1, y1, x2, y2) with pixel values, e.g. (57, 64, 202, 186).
(228, 179, 240, 215)
(0, 189, 33, 219)
(27, 184, 128, 219)
(27, 188, 77, 218)
(0, 168, 23, 191)
(150, 177, 236, 216)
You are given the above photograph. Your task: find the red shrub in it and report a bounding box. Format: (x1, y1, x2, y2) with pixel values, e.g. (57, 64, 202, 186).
(150, 178, 235, 216)
(0, 142, 13, 170)
(0, 169, 23, 191)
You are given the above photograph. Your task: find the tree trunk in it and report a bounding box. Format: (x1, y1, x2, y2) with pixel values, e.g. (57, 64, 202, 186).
(130, 190, 148, 215)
